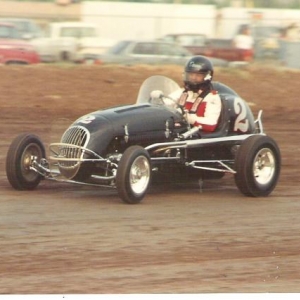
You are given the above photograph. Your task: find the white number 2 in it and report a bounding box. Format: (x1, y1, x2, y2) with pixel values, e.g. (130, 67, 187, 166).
(233, 97, 249, 132)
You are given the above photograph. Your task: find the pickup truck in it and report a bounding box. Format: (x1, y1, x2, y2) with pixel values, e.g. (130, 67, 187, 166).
(162, 33, 251, 62)
(30, 22, 115, 63)
(0, 22, 40, 64)
(163, 26, 282, 62)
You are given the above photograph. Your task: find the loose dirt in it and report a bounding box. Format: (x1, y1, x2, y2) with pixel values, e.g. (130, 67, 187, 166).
(0, 63, 299, 293)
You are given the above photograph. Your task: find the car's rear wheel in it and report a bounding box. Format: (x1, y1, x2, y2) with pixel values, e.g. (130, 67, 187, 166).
(234, 135, 281, 197)
(6, 133, 45, 190)
(116, 146, 151, 204)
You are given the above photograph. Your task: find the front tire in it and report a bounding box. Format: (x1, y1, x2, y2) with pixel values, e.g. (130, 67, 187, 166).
(116, 146, 151, 204)
(234, 135, 281, 197)
(6, 133, 46, 190)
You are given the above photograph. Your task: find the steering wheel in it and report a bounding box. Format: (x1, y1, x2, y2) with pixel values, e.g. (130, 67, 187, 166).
(161, 95, 185, 115)
(150, 90, 185, 116)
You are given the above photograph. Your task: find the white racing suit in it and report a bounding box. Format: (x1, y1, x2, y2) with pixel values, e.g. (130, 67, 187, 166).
(168, 88, 222, 132)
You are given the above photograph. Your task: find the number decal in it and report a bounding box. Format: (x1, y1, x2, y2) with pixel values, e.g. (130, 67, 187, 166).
(79, 115, 95, 124)
(233, 97, 249, 132)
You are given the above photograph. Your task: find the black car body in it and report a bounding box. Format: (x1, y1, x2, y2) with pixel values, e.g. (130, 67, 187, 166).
(6, 76, 281, 204)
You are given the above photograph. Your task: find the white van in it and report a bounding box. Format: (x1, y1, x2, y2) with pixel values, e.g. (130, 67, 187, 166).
(31, 21, 115, 62)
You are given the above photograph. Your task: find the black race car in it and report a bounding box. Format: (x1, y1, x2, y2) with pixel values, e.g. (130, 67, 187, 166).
(6, 75, 281, 204)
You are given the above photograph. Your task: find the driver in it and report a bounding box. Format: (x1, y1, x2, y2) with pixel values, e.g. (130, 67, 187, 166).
(175, 55, 222, 132)
(150, 56, 222, 134)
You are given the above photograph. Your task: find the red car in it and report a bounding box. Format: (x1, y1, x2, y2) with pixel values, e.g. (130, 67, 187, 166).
(162, 33, 253, 62)
(0, 22, 40, 64)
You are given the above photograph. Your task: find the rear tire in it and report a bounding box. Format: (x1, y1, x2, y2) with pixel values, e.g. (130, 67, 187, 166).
(234, 135, 281, 197)
(6, 133, 45, 190)
(116, 146, 151, 204)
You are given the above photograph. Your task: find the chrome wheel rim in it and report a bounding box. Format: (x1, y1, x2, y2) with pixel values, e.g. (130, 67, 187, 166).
(253, 148, 276, 185)
(21, 143, 42, 181)
(129, 156, 150, 195)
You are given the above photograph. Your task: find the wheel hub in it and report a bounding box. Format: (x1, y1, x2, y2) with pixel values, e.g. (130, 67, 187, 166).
(23, 155, 32, 170)
(253, 148, 275, 185)
(130, 156, 150, 195)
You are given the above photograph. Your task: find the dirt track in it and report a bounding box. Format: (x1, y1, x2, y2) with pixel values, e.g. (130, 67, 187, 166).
(1, 64, 300, 293)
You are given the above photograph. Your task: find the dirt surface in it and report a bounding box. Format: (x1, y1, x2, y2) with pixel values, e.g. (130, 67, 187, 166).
(0, 63, 300, 294)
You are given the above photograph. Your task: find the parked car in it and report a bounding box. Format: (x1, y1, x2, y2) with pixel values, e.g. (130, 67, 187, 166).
(91, 40, 228, 66)
(161, 33, 253, 62)
(30, 22, 115, 62)
(6, 75, 280, 204)
(0, 22, 40, 64)
(0, 17, 44, 40)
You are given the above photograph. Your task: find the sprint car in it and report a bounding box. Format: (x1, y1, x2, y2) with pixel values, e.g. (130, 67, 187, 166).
(6, 75, 281, 204)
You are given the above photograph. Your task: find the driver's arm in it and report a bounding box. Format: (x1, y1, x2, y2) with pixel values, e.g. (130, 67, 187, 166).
(150, 88, 183, 107)
(168, 88, 183, 102)
(189, 93, 222, 132)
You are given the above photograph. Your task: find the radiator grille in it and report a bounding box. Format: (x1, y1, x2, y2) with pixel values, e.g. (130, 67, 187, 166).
(61, 126, 89, 152)
(58, 126, 90, 178)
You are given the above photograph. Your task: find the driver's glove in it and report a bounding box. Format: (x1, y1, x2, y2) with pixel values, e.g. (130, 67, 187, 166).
(150, 90, 164, 101)
(186, 113, 197, 125)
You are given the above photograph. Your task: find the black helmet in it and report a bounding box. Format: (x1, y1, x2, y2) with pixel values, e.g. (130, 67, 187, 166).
(183, 56, 214, 92)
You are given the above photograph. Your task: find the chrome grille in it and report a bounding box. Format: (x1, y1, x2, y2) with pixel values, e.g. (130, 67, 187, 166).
(61, 126, 89, 150)
(57, 126, 90, 178)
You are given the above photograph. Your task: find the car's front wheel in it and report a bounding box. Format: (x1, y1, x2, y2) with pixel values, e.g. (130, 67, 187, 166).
(6, 133, 46, 190)
(234, 135, 281, 197)
(116, 146, 151, 204)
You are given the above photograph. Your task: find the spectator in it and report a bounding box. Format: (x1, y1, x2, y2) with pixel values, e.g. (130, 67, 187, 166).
(233, 25, 254, 61)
